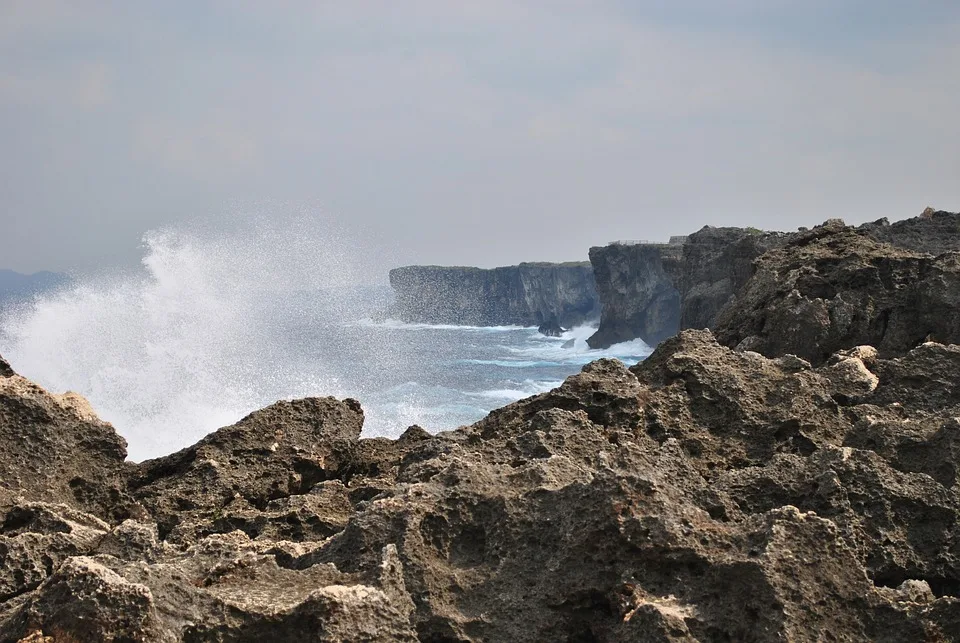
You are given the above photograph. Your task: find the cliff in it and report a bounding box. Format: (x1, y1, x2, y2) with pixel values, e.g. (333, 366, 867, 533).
(388, 262, 600, 327)
(585, 242, 682, 349)
(675, 226, 790, 330)
(588, 210, 960, 349)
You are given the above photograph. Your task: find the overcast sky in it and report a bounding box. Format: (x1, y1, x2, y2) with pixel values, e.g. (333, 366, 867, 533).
(2, 1, 958, 273)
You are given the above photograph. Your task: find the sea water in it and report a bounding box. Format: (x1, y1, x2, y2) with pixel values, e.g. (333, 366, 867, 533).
(0, 210, 651, 461)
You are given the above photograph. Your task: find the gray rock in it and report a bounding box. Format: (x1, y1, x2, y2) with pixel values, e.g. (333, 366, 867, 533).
(388, 262, 600, 328)
(586, 242, 682, 348)
(714, 219, 960, 364)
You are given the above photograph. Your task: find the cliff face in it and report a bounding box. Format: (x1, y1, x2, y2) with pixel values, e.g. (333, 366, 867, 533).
(588, 211, 960, 350)
(677, 227, 789, 330)
(388, 262, 599, 327)
(586, 243, 682, 349)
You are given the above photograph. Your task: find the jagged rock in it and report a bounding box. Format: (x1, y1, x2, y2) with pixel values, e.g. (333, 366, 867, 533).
(537, 320, 565, 337)
(588, 212, 960, 350)
(127, 397, 364, 544)
(0, 502, 109, 602)
(0, 373, 137, 522)
(4, 265, 960, 638)
(0, 556, 160, 642)
(859, 210, 960, 256)
(0, 355, 13, 378)
(714, 219, 960, 364)
(96, 519, 164, 563)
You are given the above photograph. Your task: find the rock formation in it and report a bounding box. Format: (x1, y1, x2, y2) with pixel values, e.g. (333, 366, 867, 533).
(586, 242, 683, 349)
(3, 212, 960, 639)
(0, 356, 137, 523)
(859, 209, 960, 256)
(714, 218, 960, 364)
(537, 320, 565, 337)
(388, 262, 599, 328)
(675, 226, 789, 331)
(4, 286, 960, 640)
(589, 211, 960, 349)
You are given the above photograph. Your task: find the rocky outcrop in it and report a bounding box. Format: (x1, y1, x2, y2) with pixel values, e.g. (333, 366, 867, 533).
(714, 219, 960, 364)
(537, 320, 565, 337)
(860, 209, 960, 256)
(5, 315, 960, 638)
(388, 262, 599, 328)
(587, 229, 789, 349)
(586, 243, 683, 349)
(589, 211, 960, 350)
(676, 226, 789, 330)
(0, 357, 137, 523)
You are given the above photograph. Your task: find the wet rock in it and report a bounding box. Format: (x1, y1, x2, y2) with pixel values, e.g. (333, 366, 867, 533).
(537, 320, 565, 337)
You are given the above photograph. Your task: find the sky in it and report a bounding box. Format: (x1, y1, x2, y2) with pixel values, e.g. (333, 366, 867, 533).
(1, 0, 958, 273)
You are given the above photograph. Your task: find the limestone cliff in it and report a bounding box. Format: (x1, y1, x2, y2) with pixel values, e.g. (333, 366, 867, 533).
(585, 243, 682, 349)
(388, 262, 599, 327)
(676, 226, 789, 330)
(588, 210, 960, 349)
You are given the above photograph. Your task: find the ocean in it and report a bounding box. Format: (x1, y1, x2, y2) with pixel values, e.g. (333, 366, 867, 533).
(0, 213, 651, 461)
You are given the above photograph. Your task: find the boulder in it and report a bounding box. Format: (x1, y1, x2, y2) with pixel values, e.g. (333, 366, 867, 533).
(537, 320, 565, 337)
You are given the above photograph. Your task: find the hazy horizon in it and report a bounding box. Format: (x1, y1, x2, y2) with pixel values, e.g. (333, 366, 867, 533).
(2, 1, 958, 273)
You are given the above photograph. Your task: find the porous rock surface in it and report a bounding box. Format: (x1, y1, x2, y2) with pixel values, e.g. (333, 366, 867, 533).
(3, 322, 960, 641)
(0, 358, 136, 523)
(714, 219, 960, 365)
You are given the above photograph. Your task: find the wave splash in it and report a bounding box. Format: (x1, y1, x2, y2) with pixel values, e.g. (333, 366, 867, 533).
(0, 210, 655, 462)
(0, 210, 386, 461)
